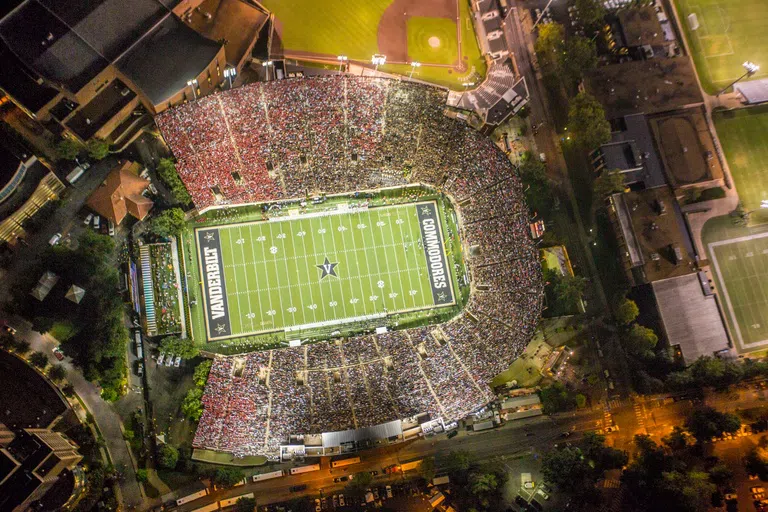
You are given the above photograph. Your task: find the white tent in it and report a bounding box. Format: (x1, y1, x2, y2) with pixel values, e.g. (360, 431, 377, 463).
(65, 285, 86, 304)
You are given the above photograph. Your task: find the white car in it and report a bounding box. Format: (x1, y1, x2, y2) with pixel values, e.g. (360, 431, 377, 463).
(338, 495, 345, 507)
(165, 354, 174, 367)
(108, 220, 115, 236)
(93, 215, 100, 229)
(157, 352, 165, 366)
(386, 485, 392, 498)
(174, 355, 181, 367)
(83, 213, 93, 225)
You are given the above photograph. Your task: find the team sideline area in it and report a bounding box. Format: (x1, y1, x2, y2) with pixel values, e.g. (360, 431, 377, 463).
(157, 76, 543, 458)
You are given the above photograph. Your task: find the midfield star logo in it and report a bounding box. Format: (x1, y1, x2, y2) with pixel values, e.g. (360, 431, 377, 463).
(316, 257, 339, 279)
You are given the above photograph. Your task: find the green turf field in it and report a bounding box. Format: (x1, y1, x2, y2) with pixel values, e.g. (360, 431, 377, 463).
(407, 17, 459, 66)
(714, 106, 768, 225)
(674, 0, 768, 94)
(710, 232, 768, 349)
(193, 201, 455, 341)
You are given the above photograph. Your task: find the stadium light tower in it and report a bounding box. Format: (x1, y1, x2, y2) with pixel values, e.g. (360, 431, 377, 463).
(337, 55, 348, 75)
(262, 60, 274, 82)
(224, 67, 237, 89)
(371, 54, 387, 76)
(409, 61, 421, 79)
(717, 61, 760, 97)
(532, 0, 556, 30)
(186, 79, 198, 100)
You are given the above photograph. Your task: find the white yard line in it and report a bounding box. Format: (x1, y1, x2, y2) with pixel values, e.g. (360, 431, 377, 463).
(248, 223, 268, 329)
(223, 228, 245, 336)
(392, 210, 414, 311)
(236, 225, 255, 333)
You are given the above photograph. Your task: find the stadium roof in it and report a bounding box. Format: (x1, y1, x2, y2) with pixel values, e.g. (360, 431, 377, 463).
(321, 420, 403, 448)
(652, 273, 729, 363)
(86, 160, 153, 224)
(734, 79, 768, 105)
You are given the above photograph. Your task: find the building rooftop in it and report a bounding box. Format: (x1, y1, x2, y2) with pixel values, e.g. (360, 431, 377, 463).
(117, 15, 222, 106)
(65, 79, 137, 140)
(596, 114, 667, 189)
(610, 187, 696, 284)
(585, 57, 702, 119)
(618, 6, 666, 47)
(0, 40, 59, 114)
(86, 160, 153, 224)
(652, 273, 729, 363)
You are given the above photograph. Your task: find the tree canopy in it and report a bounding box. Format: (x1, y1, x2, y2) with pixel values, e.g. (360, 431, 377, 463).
(56, 139, 84, 161)
(593, 169, 626, 201)
(567, 92, 611, 150)
(534, 23, 565, 76)
(615, 297, 639, 325)
(234, 497, 256, 512)
(193, 360, 213, 387)
(156, 158, 192, 205)
(560, 36, 598, 89)
(626, 324, 659, 357)
(213, 467, 245, 488)
(86, 138, 110, 160)
(684, 406, 740, 443)
(29, 351, 49, 369)
(149, 208, 186, 239)
(182, 387, 204, 422)
(158, 444, 179, 469)
(572, 0, 605, 29)
(159, 335, 198, 359)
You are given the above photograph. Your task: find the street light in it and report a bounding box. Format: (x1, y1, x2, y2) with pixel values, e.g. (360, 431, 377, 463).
(186, 79, 198, 100)
(532, 0, 556, 30)
(336, 55, 348, 75)
(223, 68, 237, 89)
(409, 61, 421, 79)
(717, 61, 760, 96)
(371, 54, 387, 76)
(262, 60, 274, 82)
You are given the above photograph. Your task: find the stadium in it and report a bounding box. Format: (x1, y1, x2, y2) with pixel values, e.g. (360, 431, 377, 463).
(156, 76, 542, 459)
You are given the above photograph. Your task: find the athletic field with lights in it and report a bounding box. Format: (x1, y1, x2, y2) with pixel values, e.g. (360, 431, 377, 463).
(674, 0, 768, 94)
(188, 200, 458, 343)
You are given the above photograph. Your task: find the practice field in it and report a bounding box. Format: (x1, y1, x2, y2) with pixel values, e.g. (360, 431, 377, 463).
(709, 232, 768, 349)
(674, 0, 768, 93)
(262, 0, 486, 90)
(194, 202, 455, 341)
(714, 106, 768, 225)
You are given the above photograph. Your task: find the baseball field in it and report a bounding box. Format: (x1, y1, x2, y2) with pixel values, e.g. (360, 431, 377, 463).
(674, 0, 768, 94)
(262, 0, 486, 89)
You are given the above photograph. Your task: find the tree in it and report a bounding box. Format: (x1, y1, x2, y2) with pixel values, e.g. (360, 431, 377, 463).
(567, 92, 611, 150)
(593, 169, 626, 201)
(48, 364, 66, 381)
(444, 450, 473, 475)
(159, 336, 198, 359)
(534, 23, 565, 76)
(156, 158, 192, 205)
(419, 457, 436, 482)
(86, 138, 110, 160)
(615, 297, 639, 325)
(540, 381, 576, 414)
(662, 426, 689, 452)
(14, 339, 30, 355)
(745, 444, 768, 479)
(31, 316, 55, 334)
(29, 351, 49, 369)
(345, 470, 373, 497)
(554, 274, 587, 308)
(213, 467, 245, 488)
(56, 139, 83, 161)
(158, 444, 179, 469)
(470, 473, 499, 509)
(559, 36, 598, 89)
(62, 383, 75, 397)
(684, 406, 741, 443)
(149, 208, 186, 238)
(0, 332, 14, 350)
(708, 462, 733, 487)
(575, 393, 587, 408)
(542, 446, 594, 494)
(235, 497, 256, 512)
(193, 360, 213, 388)
(182, 387, 204, 421)
(519, 155, 554, 214)
(572, 0, 605, 29)
(626, 324, 658, 356)
(136, 469, 148, 483)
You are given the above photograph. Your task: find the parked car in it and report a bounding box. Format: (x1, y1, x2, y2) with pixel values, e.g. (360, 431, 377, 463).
(385, 485, 392, 498)
(83, 213, 93, 225)
(174, 355, 181, 367)
(49, 233, 62, 246)
(157, 352, 165, 366)
(137, 362, 144, 376)
(289, 484, 307, 492)
(53, 347, 64, 361)
(93, 216, 100, 229)
(338, 494, 345, 507)
(108, 220, 115, 236)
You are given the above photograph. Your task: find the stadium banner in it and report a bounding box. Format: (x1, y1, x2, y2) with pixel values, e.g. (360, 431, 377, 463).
(417, 202, 454, 306)
(197, 228, 232, 337)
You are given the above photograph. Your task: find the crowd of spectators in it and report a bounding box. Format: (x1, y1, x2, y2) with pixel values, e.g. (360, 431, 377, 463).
(157, 76, 543, 457)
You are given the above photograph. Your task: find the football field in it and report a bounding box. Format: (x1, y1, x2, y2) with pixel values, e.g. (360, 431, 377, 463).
(710, 232, 768, 349)
(675, 0, 768, 93)
(194, 202, 455, 341)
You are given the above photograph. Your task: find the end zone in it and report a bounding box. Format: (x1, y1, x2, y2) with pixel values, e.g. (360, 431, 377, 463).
(196, 227, 233, 340)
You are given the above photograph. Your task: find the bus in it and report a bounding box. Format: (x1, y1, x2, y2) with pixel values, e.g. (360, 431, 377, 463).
(176, 488, 209, 506)
(289, 464, 320, 475)
(218, 492, 254, 508)
(252, 470, 284, 482)
(331, 456, 361, 469)
(191, 504, 220, 512)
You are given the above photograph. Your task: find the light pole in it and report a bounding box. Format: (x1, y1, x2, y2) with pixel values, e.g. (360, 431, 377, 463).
(262, 60, 274, 82)
(409, 61, 421, 79)
(371, 54, 387, 76)
(717, 61, 760, 96)
(532, 0, 556, 30)
(186, 79, 198, 100)
(336, 55, 348, 75)
(223, 68, 237, 89)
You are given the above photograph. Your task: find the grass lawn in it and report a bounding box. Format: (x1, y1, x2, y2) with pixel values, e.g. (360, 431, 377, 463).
(49, 321, 76, 342)
(714, 106, 768, 225)
(192, 449, 267, 466)
(407, 17, 458, 66)
(673, 0, 768, 94)
(491, 336, 551, 388)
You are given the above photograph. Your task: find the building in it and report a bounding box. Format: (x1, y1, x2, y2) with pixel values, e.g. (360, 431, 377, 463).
(0, 135, 65, 244)
(0, 426, 82, 512)
(86, 160, 153, 225)
(0, 0, 266, 146)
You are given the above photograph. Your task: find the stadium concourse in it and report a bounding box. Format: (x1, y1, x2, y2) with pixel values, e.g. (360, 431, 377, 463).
(156, 76, 543, 458)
